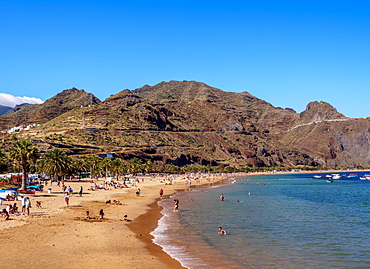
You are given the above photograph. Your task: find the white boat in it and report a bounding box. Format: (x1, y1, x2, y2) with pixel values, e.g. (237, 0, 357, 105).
(332, 174, 341, 179)
(313, 175, 322, 179)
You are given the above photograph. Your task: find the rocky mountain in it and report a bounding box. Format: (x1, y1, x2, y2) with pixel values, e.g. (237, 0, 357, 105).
(3, 81, 370, 169)
(0, 105, 12, 116)
(0, 88, 101, 129)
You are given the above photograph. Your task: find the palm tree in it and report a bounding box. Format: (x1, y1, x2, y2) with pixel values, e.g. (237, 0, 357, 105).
(163, 163, 181, 174)
(72, 158, 88, 179)
(87, 155, 101, 179)
(101, 157, 113, 179)
(9, 140, 40, 190)
(128, 157, 143, 175)
(38, 149, 73, 181)
(110, 158, 123, 179)
(143, 160, 156, 174)
(0, 149, 7, 172)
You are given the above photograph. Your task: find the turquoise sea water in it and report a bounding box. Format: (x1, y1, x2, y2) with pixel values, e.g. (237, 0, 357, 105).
(152, 173, 370, 269)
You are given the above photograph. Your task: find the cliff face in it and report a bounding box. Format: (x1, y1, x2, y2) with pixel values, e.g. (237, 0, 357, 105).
(4, 81, 370, 168)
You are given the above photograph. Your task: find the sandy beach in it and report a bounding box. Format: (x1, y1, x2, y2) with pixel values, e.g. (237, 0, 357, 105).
(0, 174, 226, 269)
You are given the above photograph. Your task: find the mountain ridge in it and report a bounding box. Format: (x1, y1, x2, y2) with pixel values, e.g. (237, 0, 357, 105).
(2, 81, 370, 169)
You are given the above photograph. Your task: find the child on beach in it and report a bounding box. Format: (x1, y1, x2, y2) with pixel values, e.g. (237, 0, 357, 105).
(64, 194, 70, 206)
(99, 209, 104, 219)
(1, 209, 9, 220)
(36, 201, 42, 208)
(123, 215, 131, 222)
(173, 199, 179, 211)
(12, 203, 18, 213)
(85, 211, 91, 219)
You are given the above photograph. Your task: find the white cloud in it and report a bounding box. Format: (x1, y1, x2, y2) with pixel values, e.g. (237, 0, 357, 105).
(0, 93, 44, 108)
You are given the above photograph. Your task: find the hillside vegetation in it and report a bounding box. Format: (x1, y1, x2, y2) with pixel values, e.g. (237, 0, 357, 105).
(1, 81, 370, 169)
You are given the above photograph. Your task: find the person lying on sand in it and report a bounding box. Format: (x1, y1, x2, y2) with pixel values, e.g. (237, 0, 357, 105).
(122, 215, 132, 222)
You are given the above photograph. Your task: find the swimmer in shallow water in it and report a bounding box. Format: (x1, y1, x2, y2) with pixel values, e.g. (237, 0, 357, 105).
(219, 227, 227, 234)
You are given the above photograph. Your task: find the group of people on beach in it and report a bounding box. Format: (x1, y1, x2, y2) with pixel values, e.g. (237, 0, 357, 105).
(84, 209, 132, 222)
(1, 195, 32, 220)
(62, 185, 84, 206)
(85, 209, 105, 219)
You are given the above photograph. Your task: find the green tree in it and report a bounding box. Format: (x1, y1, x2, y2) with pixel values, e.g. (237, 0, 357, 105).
(70, 158, 88, 178)
(101, 157, 113, 179)
(87, 155, 102, 179)
(38, 149, 73, 181)
(0, 149, 8, 173)
(128, 157, 143, 175)
(110, 158, 123, 179)
(9, 140, 40, 190)
(163, 163, 181, 174)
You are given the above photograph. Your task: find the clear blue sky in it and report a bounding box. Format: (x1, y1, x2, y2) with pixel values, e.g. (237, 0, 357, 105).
(1, 0, 369, 118)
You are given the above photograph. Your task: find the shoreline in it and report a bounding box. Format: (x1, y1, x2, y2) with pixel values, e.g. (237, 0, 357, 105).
(2, 169, 363, 268)
(132, 169, 370, 268)
(243, 169, 370, 177)
(0, 174, 227, 268)
(128, 175, 231, 269)
(128, 199, 186, 269)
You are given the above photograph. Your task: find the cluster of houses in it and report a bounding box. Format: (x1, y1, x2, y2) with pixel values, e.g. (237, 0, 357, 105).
(7, 124, 39, 134)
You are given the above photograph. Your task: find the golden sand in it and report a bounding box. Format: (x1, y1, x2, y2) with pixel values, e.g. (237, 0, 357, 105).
(0, 174, 227, 269)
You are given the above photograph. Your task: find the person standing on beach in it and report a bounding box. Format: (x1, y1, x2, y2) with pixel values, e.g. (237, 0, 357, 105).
(78, 186, 83, 197)
(99, 209, 104, 219)
(159, 188, 164, 199)
(174, 199, 179, 211)
(25, 197, 31, 215)
(21, 196, 27, 214)
(220, 194, 225, 201)
(67, 186, 73, 195)
(64, 194, 70, 206)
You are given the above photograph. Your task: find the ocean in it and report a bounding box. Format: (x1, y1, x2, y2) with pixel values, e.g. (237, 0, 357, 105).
(151, 172, 370, 269)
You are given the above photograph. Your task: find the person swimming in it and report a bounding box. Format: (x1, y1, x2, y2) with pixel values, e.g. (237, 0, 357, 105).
(219, 227, 227, 234)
